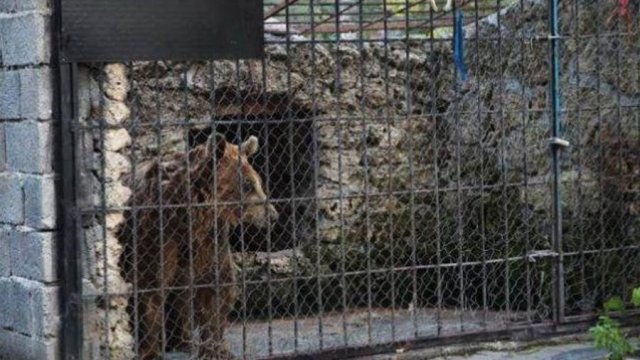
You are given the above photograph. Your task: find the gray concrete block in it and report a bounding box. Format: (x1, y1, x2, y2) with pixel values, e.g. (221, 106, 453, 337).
(0, 227, 10, 277)
(0, 0, 41, 13)
(29, 281, 60, 338)
(0, 1, 12, 13)
(0, 13, 50, 66)
(5, 121, 53, 173)
(24, 174, 57, 229)
(18, 0, 50, 12)
(10, 231, 57, 282)
(0, 278, 59, 338)
(20, 66, 53, 119)
(0, 69, 20, 119)
(0, 123, 6, 172)
(0, 328, 59, 360)
(4, 227, 22, 276)
(0, 277, 28, 330)
(0, 173, 24, 224)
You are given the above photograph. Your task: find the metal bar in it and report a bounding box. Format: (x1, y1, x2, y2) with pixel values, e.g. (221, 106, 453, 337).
(127, 61, 142, 356)
(264, 0, 302, 19)
(594, 1, 607, 320)
(181, 61, 197, 354)
(355, 0, 374, 345)
(233, 58, 249, 358)
(405, 0, 483, 33)
(308, 0, 326, 351)
(70, 103, 640, 132)
(361, 0, 429, 30)
(284, 3, 301, 352)
(311, 15, 481, 33)
(381, 0, 398, 342)
(403, 0, 420, 339)
(56, 49, 84, 360)
(570, 0, 586, 321)
(301, 0, 361, 34)
(78, 180, 552, 213)
(428, 3, 442, 335)
(261, 54, 276, 357)
(76, 170, 635, 212)
(207, 58, 224, 360)
(472, 0, 489, 329)
(495, 0, 512, 328)
(518, 0, 533, 326)
(548, 0, 565, 324)
(84, 243, 640, 296)
(265, 30, 633, 41)
(451, 0, 465, 333)
(153, 61, 167, 359)
(613, 0, 628, 301)
(333, 0, 350, 346)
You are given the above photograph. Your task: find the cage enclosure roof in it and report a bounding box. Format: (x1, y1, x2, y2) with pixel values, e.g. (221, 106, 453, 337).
(263, 0, 512, 36)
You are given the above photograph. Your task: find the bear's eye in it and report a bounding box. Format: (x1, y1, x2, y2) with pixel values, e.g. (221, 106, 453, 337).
(242, 179, 254, 194)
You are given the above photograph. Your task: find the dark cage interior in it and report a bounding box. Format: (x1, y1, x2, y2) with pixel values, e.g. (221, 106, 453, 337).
(188, 102, 316, 253)
(70, 0, 640, 359)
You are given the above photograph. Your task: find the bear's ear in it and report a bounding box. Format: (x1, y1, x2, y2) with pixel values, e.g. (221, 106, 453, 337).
(207, 132, 227, 160)
(240, 135, 259, 157)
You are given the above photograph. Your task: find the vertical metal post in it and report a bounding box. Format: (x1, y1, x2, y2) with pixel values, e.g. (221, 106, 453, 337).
(54, 1, 83, 358)
(58, 63, 83, 360)
(548, 0, 565, 324)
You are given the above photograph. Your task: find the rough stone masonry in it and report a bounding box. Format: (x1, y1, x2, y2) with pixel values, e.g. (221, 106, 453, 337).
(0, 0, 61, 359)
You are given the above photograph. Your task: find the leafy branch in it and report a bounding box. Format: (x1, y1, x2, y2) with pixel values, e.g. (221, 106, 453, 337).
(590, 286, 640, 360)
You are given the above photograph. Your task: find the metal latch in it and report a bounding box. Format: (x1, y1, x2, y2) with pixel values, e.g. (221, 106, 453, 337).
(526, 250, 559, 262)
(549, 137, 570, 148)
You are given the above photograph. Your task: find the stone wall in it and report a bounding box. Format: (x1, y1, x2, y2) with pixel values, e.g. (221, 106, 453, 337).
(0, 0, 60, 359)
(76, 64, 135, 360)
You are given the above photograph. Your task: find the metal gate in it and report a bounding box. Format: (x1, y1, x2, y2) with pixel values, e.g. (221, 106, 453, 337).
(56, 0, 640, 359)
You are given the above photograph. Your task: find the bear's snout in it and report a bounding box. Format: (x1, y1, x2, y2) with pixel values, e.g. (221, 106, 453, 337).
(268, 204, 279, 221)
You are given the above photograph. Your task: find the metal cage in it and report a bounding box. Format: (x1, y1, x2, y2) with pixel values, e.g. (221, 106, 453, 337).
(56, 0, 640, 359)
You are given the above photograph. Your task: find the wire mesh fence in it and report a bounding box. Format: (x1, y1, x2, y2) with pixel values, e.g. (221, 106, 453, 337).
(72, 0, 640, 359)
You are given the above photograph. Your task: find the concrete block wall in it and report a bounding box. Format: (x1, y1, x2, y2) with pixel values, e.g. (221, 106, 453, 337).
(0, 0, 60, 359)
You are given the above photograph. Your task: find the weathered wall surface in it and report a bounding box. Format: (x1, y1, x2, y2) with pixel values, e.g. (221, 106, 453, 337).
(76, 64, 135, 360)
(0, 0, 60, 359)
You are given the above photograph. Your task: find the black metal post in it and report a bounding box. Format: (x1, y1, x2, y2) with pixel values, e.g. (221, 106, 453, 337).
(548, 0, 566, 324)
(54, 0, 84, 358)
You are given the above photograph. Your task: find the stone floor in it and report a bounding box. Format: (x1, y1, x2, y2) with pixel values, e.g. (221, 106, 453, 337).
(367, 342, 640, 360)
(167, 340, 638, 360)
(163, 308, 639, 359)
(225, 308, 525, 358)
(361, 337, 640, 360)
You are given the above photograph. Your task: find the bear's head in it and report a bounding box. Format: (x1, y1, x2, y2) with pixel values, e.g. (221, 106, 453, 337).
(206, 133, 278, 227)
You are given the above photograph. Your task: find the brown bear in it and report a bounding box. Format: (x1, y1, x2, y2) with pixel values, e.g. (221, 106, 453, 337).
(118, 133, 278, 359)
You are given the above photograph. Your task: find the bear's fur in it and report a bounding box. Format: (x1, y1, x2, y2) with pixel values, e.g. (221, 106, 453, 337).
(118, 134, 277, 359)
